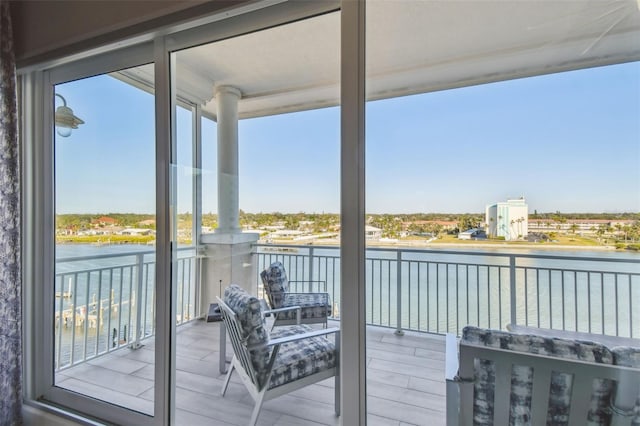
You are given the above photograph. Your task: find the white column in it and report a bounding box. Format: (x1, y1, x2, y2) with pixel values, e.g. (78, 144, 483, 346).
(201, 85, 257, 315)
(215, 85, 242, 234)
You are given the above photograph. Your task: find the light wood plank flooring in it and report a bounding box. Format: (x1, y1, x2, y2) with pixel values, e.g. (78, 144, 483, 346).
(57, 320, 447, 425)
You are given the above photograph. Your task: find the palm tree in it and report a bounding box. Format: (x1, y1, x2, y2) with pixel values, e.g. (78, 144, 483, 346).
(515, 217, 526, 239)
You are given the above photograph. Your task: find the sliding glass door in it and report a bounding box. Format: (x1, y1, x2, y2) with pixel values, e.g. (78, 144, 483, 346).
(168, 5, 341, 423)
(27, 2, 368, 424)
(43, 55, 160, 424)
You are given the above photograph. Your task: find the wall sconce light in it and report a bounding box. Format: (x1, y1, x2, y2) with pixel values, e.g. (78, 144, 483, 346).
(55, 93, 84, 138)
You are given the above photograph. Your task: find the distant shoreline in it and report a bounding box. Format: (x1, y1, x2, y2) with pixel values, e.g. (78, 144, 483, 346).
(385, 241, 617, 251)
(266, 238, 630, 252)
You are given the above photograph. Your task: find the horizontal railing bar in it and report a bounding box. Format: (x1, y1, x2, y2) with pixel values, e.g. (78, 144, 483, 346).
(513, 266, 639, 276)
(255, 243, 640, 264)
(56, 246, 195, 263)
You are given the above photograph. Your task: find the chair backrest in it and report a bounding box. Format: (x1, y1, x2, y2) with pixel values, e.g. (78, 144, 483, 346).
(220, 284, 271, 388)
(260, 261, 289, 308)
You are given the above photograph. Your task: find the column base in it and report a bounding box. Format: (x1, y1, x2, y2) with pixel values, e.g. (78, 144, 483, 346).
(199, 232, 260, 315)
(202, 232, 259, 245)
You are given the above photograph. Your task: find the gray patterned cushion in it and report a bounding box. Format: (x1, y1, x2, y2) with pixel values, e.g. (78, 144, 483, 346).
(273, 293, 332, 321)
(268, 325, 337, 389)
(612, 347, 640, 425)
(223, 285, 271, 386)
(260, 262, 289, 308)
(462, 326, 614, 426)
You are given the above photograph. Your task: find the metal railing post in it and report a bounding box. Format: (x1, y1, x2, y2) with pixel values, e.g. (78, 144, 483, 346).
(132, 253, 144, 349)
(509, 255, 516, 327)
(395, 250, 404, 336)
(195, 247, 204, 319)
(309, 246, 315, 292)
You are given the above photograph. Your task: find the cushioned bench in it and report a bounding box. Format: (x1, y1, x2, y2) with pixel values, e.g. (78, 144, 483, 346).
(446, 326, 640, 425)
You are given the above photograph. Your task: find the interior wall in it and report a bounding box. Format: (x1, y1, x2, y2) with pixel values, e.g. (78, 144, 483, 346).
(9, 0, 248, 68)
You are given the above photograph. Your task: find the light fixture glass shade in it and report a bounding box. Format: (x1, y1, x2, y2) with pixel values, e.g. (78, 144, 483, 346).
(56, 126, 73, 138)
(54, 95, 84, 137)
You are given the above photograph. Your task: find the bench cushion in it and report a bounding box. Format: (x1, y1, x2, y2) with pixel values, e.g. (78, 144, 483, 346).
(268, 325, 337, 389)
(462, 326, 614, 426)
(260, 261, 289, 308)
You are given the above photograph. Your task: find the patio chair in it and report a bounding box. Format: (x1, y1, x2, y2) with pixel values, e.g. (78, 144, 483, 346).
(218, 284, 340, 426)
(260, 261, 332, 328)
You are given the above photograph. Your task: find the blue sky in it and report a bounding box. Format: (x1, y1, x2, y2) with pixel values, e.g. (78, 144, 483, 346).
(55, 61, 640, 215)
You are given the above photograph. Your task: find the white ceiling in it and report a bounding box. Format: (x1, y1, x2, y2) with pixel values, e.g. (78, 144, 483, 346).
(116, 0, 640, 120)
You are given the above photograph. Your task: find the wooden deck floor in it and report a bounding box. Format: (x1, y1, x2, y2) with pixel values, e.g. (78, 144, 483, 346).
(57, 320, 447, 425)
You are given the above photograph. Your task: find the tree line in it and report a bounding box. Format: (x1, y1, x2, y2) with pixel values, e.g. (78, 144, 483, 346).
(56, 211, 639, 237)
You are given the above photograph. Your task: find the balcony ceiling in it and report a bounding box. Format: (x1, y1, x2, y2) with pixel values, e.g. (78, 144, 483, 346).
(116, 0, 640, 120)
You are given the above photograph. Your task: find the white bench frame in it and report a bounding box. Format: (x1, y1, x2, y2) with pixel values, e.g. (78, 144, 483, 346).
(446, 334, 640, 426)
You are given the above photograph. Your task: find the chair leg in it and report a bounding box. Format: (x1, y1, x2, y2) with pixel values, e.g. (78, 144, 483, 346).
(250, 388, 268, 426)
(221, 362, 235, 396)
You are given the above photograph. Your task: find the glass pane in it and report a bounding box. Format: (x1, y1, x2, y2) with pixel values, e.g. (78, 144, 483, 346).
(366, 1, 640, 424)
(171, 11, 340, 424)
(53, 64, 156, 415)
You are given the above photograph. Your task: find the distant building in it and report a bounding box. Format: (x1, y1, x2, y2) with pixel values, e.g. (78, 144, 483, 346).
(270, 229, 305, 239)
(93, 216, 118, 227)
(365, 225, 382, 240)
(458, 228, 486, 240)
(118, 228, 154, 236)
(486, 197, 528, 240)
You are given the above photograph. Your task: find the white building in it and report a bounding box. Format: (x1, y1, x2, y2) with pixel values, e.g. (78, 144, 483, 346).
(486, 197, 528, 240)
(365, 225, 383, 240)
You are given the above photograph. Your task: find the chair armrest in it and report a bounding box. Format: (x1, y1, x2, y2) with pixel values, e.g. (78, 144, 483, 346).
(248, 327, 340, 350)
(263, 305, 302, 315)
(268, 327, 339, 346)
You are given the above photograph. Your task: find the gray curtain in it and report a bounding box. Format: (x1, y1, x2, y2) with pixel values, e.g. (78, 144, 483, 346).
(0, 0, 22, 424)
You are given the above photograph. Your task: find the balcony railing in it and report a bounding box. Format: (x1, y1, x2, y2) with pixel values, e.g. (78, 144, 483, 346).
(54, 247, 198, 371)
(54, 243, 639, 371)
(255, 244, 640, 338)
